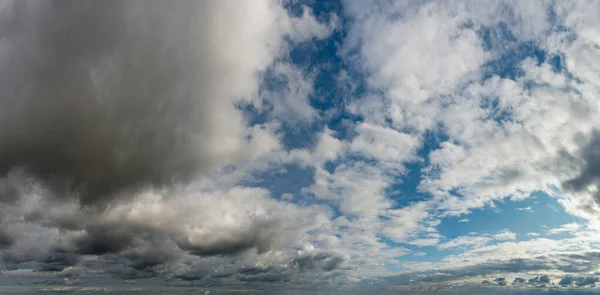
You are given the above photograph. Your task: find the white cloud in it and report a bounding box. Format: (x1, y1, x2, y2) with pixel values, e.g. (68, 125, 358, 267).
(260, 62, 320, 124)
(437, 229, 516, 250)
(547, 223, 581, 235)
(493, 230, 517, 241)
(408, 239, 439, 247)
(516, 206, 534, 213)
(341, 0, 600, 225)
(349, 123, 420, 167)
(344, 1, 486, 132)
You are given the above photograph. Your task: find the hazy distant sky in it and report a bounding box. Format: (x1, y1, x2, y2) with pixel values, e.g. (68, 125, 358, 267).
(1, 0, 600, 294)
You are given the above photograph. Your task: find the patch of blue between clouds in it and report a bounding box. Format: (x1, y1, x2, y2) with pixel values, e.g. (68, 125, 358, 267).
(283, 0, 350, 150)
(243, 0, 359, 152)
(479, 23, 546, 81)
(387, 129, 449, 209)
(395, 192, 585, 266)
(437, 192, 584, 240)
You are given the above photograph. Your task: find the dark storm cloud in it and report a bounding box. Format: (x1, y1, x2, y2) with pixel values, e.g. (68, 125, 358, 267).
(0, 0, 229, 206)
(73, 223, 144, 255)
(0, 230, 14, 248)
(0, 0, 342, 285)
(1, 247, 79, 272)
(0, 205, 296, 276)
(562, 130, 600, 207)
(37, 249, 80, 272)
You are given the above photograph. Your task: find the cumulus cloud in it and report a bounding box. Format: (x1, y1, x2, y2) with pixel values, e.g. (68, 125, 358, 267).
(341, 0, 600, 223)
(547, 223, 581, 235)
(0, 0, 286, 205)
(559, 275, 599, 287)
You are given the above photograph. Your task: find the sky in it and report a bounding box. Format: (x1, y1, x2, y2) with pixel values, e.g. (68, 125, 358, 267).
(2, 0, 600, 294)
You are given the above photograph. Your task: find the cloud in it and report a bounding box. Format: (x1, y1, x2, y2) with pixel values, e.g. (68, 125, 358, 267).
(390, 252, 600, 288)
(349, 123, 420, 166)
(341, 0, 600, 225)
(493, 230, 517, 241)
(0, 229, 13, 248)
(512, 277, 526, 285)
(562, 130, 600, 214)
(290, 251, 346, 272)
(516, 206, 534, 212)
(0, 187, 341, 282)
(437, 230, 516, 250)
(527, 275, 551, 287)
(493, 277, 507, 286)
(547, 223, 581, 235)
(3, 0, 600, 289)
(0, 0, 335, 207)
(559, 275, 599, 287)
(0, 0, 347, 284)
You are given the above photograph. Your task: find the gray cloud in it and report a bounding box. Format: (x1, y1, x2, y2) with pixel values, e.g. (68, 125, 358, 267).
(559, 275, 599, 287)
(387, 251, 600, 286)
(1, 246, 79, 272)
(0, 0, 342, 285)
(512, 277, 526, 285)
(73, 222, 147, 256)
(37, 249, 80, 272)
(485, 275, 553, 287)
(165, 251, 345, 286)
(493, 277, 507, 286)
(0, 0, 258, 206)
(562, 130, 600, 208)
(527, 275, 550, 287)
(173, 217, 282, 257)
(290, 252, 345, 272)
(0, 191, 342, 282)
(0, 230, 13, 248)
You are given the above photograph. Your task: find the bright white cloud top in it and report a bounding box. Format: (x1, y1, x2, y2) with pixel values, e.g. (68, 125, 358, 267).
(1, 0, 600, 294)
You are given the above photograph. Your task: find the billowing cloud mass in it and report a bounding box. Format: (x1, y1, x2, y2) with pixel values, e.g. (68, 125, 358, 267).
(0, 0, 299, 205)
(2, 0, 600, 293)
(0, 0, 339, 286)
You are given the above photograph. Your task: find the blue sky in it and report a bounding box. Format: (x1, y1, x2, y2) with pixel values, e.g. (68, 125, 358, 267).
(2, 0, 600, 294)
